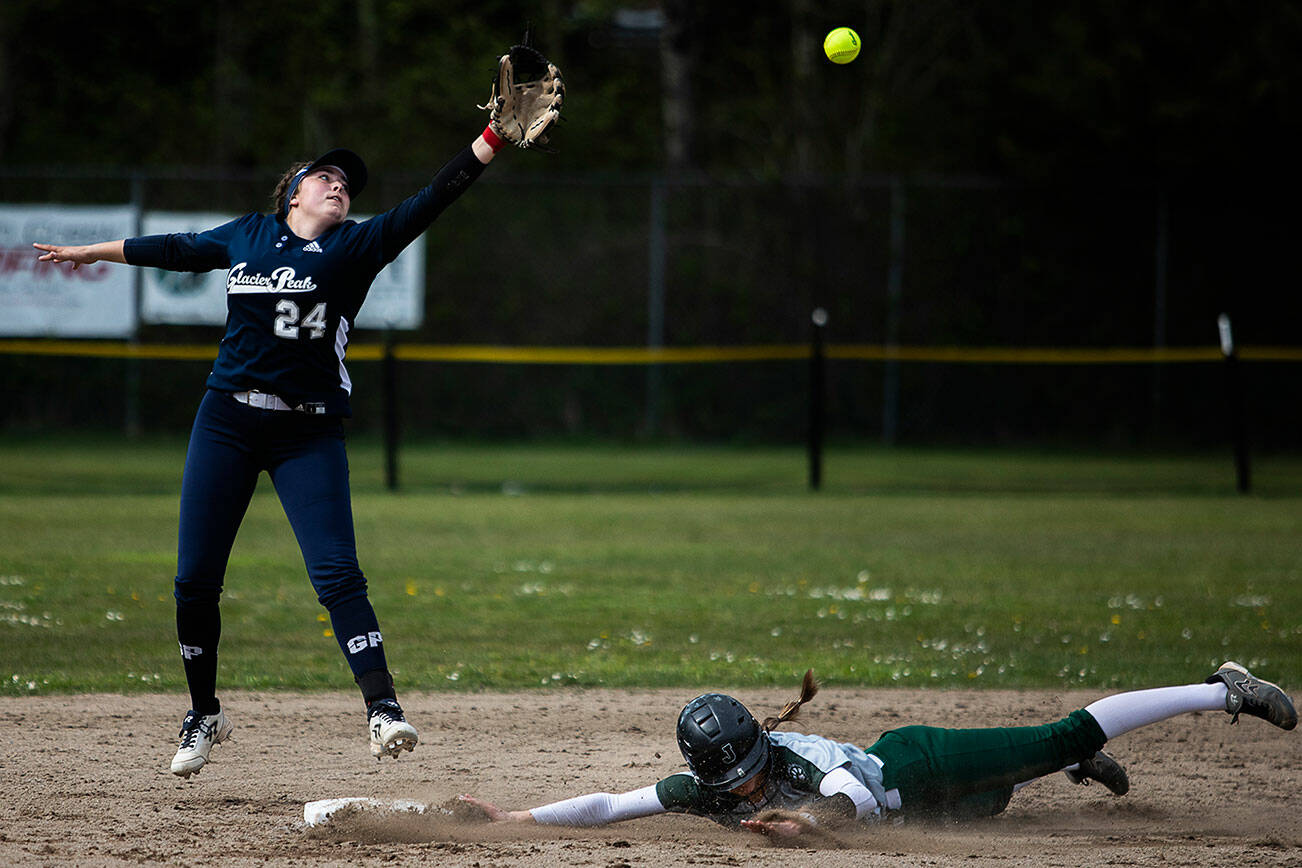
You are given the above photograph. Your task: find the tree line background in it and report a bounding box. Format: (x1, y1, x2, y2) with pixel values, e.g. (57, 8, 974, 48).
(1, 1, 1299, 446)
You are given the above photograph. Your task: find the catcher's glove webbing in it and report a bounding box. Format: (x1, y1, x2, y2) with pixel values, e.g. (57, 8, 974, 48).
(479, 45, 564, 150)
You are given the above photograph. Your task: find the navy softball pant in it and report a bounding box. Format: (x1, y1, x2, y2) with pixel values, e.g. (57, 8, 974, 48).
(174, 389, 388, 709)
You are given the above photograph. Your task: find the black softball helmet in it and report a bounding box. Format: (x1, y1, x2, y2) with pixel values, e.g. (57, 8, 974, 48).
(676, 693, 770, 791)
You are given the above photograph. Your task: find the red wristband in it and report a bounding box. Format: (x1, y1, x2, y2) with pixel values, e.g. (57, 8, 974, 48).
(481, 124, 505, 153)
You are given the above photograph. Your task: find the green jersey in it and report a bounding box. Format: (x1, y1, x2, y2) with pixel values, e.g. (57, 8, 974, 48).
(655, 731, 881, 826)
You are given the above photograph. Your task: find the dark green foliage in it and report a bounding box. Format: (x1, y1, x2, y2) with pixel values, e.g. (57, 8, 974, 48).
(2, 2, 1298, 178)
(1, 3, 1299, 446)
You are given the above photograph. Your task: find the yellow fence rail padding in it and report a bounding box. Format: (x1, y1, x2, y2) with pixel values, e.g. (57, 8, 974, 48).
(1240, 346, 1302, 361)
(828, 345, 1228, 364)
(390, 344, 809, 364)
(0, 339, 1298, 365)
(0, 339, 216, 360)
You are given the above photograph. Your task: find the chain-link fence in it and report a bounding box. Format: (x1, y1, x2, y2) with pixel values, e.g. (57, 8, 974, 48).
(2, 167, 1297, 447)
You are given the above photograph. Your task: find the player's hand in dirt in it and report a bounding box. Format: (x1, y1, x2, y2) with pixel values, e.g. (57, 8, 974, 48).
(456, 794, 536, 824)
(741, 817, 808, 839)
(742, 810, 849, 848)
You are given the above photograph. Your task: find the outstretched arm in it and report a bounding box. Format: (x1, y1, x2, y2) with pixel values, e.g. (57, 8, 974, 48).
(471, 129, 502, 164)
(32, 241, 127, 271)
(368, 137, 496, 264)
(457, 795, 536, 824)
(459, 785, 667, 827)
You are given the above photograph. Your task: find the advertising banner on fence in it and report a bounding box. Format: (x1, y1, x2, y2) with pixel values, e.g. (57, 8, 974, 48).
(140, 213, 424, 330)
(0, 205, 139, 337)
(354, 224, 423, 331)
(138, 212, 233, 327)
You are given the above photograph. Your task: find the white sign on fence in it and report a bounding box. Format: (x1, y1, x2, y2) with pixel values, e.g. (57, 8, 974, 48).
(138, 212, 234, 327)
(140, 212, 424, 330)
(0, 205, 139, 337)
(355, 223, 424, 331)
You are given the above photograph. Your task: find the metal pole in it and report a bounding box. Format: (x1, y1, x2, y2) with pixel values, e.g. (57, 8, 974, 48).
(645, 179, 667, 438)
(1217, 314, 1250, 494)
(383, 331, 399, 491)
(882, 177, 905, 445)
(1152, 191, 1169, 440)
(809, 307, 827, 491)
(125, 172, 145, 438)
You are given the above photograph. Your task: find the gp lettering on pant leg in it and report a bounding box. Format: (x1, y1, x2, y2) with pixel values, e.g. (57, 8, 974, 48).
(346, 631, 383, 654)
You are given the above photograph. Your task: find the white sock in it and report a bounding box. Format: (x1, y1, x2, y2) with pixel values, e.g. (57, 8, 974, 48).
(1084, 683, 1227, 740)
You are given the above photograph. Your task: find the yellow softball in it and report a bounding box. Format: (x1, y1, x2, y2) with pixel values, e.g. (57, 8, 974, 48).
(823, 27, 861, 64)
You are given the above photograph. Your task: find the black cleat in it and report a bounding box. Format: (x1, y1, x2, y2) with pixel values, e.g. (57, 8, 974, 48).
(1064, 750, 1130, 795)
(1206, 661, 1297, 730)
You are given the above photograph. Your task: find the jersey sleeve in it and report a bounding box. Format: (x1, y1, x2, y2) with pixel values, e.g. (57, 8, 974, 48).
(122, 214, 249, 272)
(528, 785, 666, 826)
(817, 766, 880, 818)
(769, 734, 888, 820)
(653, 773, 705, 813)
(344, 146, 488, 269)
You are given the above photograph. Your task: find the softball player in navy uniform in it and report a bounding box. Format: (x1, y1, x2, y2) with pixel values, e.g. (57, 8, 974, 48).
(460, 662, 1295, 839)
(33, 47, 562, 777)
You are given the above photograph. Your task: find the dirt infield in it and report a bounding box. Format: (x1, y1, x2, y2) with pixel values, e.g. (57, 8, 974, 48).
(2, 687, 1298, 866)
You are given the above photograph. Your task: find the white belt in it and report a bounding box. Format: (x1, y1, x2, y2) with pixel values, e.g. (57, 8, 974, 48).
(234, 390, 292, 411)
(232, 390, 326, 414)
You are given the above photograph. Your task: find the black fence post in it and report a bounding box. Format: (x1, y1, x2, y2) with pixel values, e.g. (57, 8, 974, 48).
(645, 178, 667, 439)
(125, 171, 145, 438)
(1217, 313, 1250, 494)
(383, 332, 400, 492)
(808, 307, 827, 491)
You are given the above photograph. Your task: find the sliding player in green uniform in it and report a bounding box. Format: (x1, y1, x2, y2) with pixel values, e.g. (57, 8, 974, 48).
(461, 662, 1294, 840)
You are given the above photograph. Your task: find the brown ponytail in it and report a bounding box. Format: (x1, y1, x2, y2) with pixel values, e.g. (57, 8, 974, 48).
(762, 669, 819, 732)
(271, 161, 313, 214)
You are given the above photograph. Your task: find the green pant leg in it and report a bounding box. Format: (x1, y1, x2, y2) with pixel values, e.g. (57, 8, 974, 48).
(865, 731, 1012, 819)
(940, 786, 1014, 820)
(869, 708, 1107, 815)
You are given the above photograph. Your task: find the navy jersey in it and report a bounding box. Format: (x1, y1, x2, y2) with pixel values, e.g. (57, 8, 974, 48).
(124, 147, 486, 415)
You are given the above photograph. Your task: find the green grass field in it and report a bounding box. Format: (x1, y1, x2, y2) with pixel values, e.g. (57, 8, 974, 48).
(2, 435, 1299, 697)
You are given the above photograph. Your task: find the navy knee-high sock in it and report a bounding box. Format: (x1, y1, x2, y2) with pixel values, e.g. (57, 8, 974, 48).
(327, 597, 394, 705)
(176, 602, 221, 715)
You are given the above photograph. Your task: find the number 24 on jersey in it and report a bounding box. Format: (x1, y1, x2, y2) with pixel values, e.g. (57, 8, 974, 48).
(274, 300, 327, 339)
